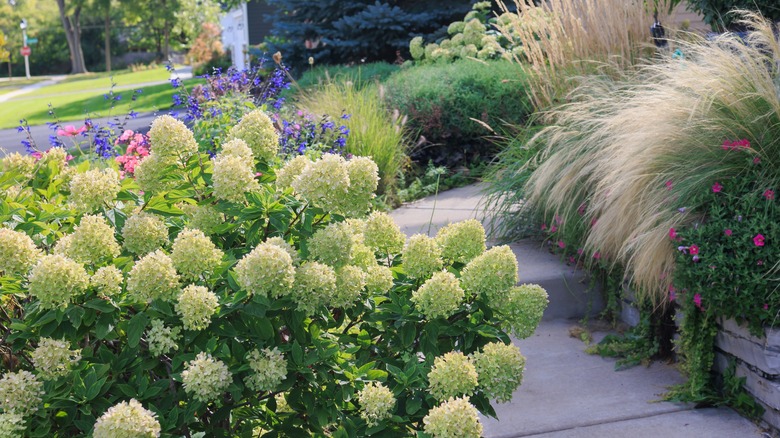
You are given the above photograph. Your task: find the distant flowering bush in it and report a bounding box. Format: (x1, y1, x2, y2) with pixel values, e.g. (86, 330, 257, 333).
(0, 113, 547, 436)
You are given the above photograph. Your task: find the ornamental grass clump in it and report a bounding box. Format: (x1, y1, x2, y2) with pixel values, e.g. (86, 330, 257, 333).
(0, 112, 548, 436)
(518, 13, 780, 304)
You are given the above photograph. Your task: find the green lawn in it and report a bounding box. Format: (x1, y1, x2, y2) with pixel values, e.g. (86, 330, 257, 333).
(23, 68, 174, 98)
(0, 78, 203, 129)
(0, 77, 47, 96)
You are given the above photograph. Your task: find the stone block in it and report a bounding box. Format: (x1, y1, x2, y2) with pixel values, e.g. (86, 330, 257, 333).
(716, 318, 780, 377)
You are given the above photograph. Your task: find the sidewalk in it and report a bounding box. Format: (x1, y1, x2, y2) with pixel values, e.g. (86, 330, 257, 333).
(0, 75, 67, 103)
(389, 184, 765, 438)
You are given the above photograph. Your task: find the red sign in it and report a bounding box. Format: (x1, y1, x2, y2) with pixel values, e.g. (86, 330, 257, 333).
(20, 46, 30, 57)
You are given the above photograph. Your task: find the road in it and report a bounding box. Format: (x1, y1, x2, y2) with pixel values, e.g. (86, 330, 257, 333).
(0, 111, 163, 156)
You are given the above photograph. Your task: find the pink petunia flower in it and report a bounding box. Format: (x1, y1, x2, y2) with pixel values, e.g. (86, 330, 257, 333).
(693, 293, 702, 309)
(724, 229, 732, 236)
(764, 303, 769, 310)
(550, 225, 558, 233)
(689, 244, 699, 255)
(541, 224, 547, 231)
(557, 240, 565, 249)
(754, 234, 765, 247)
(593, 251, 601, 260)
(669, 228, 677, 239)
(764, 189, 775, 200)
(665, 180, 673, 190)
(712, 182, 723, 193)
(753, 156, 761, 165)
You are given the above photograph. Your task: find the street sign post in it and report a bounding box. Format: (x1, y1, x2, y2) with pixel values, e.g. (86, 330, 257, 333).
(26, 37, 37, 45)
(20, 19, 29, 79)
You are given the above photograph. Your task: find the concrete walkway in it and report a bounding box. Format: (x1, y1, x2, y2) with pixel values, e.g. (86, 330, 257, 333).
(389, 184, 766, 438)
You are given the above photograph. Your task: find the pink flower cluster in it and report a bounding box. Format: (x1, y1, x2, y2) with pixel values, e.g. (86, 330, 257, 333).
(114, 130, 150, 176)
(56, 125, 87, 137)
(722, 138, 751, 151)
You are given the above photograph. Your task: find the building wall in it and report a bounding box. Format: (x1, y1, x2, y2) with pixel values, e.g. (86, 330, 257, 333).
(220, 3, 250, 70)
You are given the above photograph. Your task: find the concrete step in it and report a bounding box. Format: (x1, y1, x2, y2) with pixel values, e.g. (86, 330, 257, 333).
(390, 184, 604, 321)
(480, 320, 762, 438)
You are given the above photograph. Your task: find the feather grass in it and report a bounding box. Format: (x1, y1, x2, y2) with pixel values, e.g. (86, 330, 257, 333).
(522, 12, 780, 304)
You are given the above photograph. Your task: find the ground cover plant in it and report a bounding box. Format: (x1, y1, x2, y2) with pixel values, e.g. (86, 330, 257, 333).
(0, 105, 548, 436)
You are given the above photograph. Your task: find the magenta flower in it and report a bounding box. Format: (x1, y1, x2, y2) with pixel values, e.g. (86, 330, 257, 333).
(665, 180, 673, 190)
(764, 303, 769, 310)
(693, 293, 702, 309)
(753, 156, 761, 165)
(724, 229, 732, 236)
(557, 240, 565, 249)
(712, 182, 723, 193)
(593, 252, 601, 260)
(541, 224, 547, 231)
(669, 290, 676, 302)
(764, 189, 775, 200)
(722, 139, 751, 151)
(550, 225, 558, 233)
(689, 245, 699, 255)
(754, 234, 766, 247)
(669, 228, 677, 239)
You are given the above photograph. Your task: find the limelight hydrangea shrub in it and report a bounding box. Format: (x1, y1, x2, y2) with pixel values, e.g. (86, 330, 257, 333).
(30, 337, 81, 381)
(0, 113, 547, 436)
(428, 351, 479, 400)
(122, 212, 169, 256)
(93, 398, 161, 438)
(0, 228, 40, 275)
(409, 1, 516, 64)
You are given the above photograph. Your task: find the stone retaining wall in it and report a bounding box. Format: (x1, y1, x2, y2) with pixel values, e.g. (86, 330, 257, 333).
(714, 318, 780, 431)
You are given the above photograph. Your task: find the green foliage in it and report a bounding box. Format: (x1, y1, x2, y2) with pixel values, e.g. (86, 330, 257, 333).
(383, 59, 531, 167)
(192, 51, 232, 77)
(672, 157, 780, 335)
(294, 62, 401, 91)
(266, 0, 476, 72)
(410, 1, 511, 64)
(684, 0, 780, 30)
(586, 312, 660, 371)
(0, 113, 546, 436)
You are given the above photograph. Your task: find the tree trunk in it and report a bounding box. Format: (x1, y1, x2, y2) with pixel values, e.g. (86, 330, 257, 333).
(104, 5, 111, 72)
(56, 0, 89, 74)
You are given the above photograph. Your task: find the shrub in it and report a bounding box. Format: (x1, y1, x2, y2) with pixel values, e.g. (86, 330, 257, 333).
(266, 0, 475, 71)
(0, 113, 548, 436)
(383, 59, 531, 167)
(410, 1, 509, 64)
(685, 0, 780, 30)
